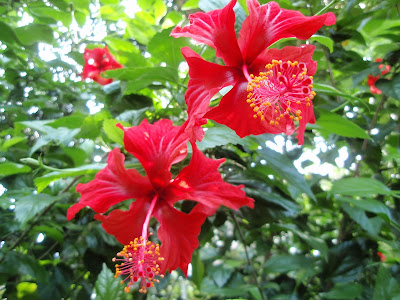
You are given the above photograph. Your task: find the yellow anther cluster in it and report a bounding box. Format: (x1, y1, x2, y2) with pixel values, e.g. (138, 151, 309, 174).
(246, 59, 316, 126)
(113, 236, 165, 294)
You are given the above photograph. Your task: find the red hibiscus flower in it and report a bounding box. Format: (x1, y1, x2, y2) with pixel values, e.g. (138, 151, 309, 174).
(367, 58, 391, 95)
(171, 0, 336, 145)
(81, 46, 123, 85)
(377, 251, 386, 262)
(67, 119, 254, 292)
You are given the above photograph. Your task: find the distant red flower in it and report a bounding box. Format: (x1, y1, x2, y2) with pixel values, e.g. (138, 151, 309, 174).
(377, 251, 386, 262)
(81, 46, 123, 85)
(367, 58, 391, 95)
(171, 0, 336, 145)
(67, 119, 254, 292)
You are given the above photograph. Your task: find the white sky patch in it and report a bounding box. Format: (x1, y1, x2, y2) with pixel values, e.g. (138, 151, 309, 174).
(36, 233, 45, 243)
(370, 128, 379, 135)
(293, 137, 350, 178)
(312, 250, 320, 257)
(17, 11, 34, 26)
(122, 0, 141, 18)
(38, 43, 57, 62)
(0, 184, 6, 197)
(86, 99, 104, 114)
(335, 147, 349, 167)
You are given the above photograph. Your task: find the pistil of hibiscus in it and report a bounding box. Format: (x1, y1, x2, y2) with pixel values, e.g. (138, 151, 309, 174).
(113, 194, 164, 293)
(246, 60, 316, 125)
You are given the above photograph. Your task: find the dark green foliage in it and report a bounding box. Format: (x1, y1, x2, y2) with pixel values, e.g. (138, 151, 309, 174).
(0, 0, 399, 299)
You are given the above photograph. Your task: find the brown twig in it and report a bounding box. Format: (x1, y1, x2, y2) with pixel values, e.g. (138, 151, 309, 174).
(230, 211, 266, 300)
(354, 94, 387, 177)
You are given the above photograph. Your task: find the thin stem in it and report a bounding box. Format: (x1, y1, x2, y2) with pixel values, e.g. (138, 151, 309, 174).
(315, 0, 336, 16)
(354, 94, 387, 176)
(229, 211, 266, 300)
(0, 176, 82, 264)
(141, 194, 158, 240)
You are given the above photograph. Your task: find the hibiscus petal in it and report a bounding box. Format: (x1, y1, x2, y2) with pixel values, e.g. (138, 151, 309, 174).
(239, 0, 336, 64)
(171, 0, 242, 67)
(250, 45, 318, 76)
(204, 80, 295, 137)
(153, 201, 210, 275)
(181, 47, 241, 141)
(118, 119, 189, 189)
(67, 148, 153, 220)
(94, 198, 150, 245)
(92, 73, 114, 85)
(295, 102, 315, 145)
(166, 143, 254, 210)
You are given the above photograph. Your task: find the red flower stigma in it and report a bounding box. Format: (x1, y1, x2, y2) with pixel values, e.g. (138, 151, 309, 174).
(246, 60, 315, 125)
(113, 236, 165, 293)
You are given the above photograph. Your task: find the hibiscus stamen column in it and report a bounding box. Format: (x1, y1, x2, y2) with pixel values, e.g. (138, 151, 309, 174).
(246, 60, 316, 124)
(113, 194, 164, 293)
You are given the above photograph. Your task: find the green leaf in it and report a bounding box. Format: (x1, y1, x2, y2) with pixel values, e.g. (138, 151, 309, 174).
(373, 265, 400, 300)
(313, 83, 364, 104)
(0, 162, 31, 177)
(105, 67, 179, 93)
(33, 224, 64, 243)
(0, 252, 48, 282)
(100, 4, 126, 21)
(311, 109, 370, 139)
(258, 147, 315, 200)
(94, 263, 125, 300)
(320, 283, 363, 299)
(29, 6, 72, 27)
(1, 136, 27, 151)
(197, 125, 251, 151)
(103, 119, 130, 145)
(341, 203, 382, 236)
(311, 35, 334, 52)
(264, 255, 314, 274)
(137, 0, 167, 22)
(15, 193, 63, 225)
(336, 197, 391, 218)
(209, 263, 234, 288)
(15, 24, 54, 45)
(245, 188, 300, 217)
(47, 111, 86, 129)
(34, 164, 105, 193)
(0, 21, 18, 44)
(16, 282, 39, 300)
(191, 250, 204, 288)
(126, 17, 156, 45)
(148, 29, 190, 69)
(278, 224, 329, 258)
(79, 110, 112, 139)
(62, 147, 88, 167)
(331, 178, 391, 196)
(376, 77, 400, 100)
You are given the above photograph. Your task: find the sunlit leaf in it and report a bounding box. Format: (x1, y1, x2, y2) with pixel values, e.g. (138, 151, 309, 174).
(94, 263, 125, 300)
